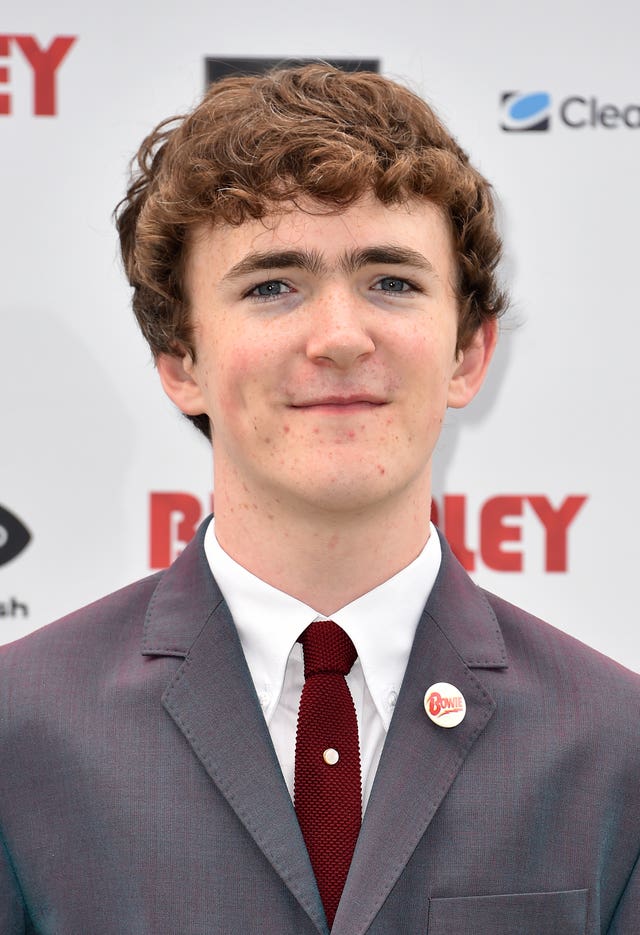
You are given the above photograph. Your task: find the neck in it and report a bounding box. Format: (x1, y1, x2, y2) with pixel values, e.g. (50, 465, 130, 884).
(212, 473, 432, 616)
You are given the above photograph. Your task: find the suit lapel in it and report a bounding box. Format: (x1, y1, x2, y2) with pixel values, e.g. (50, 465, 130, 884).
(142, 520, 328, 934)
(142, 524, 507, 935)
(332, 536, 508, 935)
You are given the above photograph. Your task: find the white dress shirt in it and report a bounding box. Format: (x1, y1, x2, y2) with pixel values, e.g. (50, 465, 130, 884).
(204, 520, 442, 809)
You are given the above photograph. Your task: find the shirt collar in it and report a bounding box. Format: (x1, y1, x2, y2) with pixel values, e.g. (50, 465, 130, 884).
(203, 520, 441, 728)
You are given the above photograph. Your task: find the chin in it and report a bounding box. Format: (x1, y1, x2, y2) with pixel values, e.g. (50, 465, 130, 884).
(285, 470, 402, 515)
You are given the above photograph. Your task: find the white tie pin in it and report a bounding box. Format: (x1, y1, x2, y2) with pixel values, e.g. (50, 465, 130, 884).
(424, 682, 466, 728)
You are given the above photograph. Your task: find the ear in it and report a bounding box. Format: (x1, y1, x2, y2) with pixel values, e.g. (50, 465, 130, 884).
(156, 351, 208, 416)
(447, 319, 498, 409)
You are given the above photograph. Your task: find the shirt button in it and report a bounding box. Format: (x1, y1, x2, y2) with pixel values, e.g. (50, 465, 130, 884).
(258, 689, 271, 709)
(388, 690, 398, 709)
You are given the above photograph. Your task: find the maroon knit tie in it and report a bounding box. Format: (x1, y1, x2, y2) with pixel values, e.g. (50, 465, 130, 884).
(294, 620, 362, 929)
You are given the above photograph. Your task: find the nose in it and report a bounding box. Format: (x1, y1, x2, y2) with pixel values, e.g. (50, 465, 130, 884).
(304, 290, 376, 370)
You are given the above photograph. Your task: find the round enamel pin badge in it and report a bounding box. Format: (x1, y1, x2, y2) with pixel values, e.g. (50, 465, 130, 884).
(424, 682, 466, 728)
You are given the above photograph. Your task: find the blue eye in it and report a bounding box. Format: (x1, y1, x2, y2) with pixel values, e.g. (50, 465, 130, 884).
(251, 280, 291, 298)
(375, 277, 412, 293)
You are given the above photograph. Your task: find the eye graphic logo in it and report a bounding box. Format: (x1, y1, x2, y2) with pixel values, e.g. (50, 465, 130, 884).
(0, 506, 31, 566)
(501, 92, 552, 131)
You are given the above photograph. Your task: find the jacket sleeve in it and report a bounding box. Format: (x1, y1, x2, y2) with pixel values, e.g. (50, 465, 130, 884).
(0, 830, 27, 935)
(607, 847, 640, 934)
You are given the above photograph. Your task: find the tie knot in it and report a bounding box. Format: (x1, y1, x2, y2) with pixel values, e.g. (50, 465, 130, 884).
(299, 620, 357, 678)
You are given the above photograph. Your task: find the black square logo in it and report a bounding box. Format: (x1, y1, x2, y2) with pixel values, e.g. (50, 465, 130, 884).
(205, 57, 380, 86)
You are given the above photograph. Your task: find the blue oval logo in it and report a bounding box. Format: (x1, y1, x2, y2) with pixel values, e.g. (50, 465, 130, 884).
(509, 92, 551, 120)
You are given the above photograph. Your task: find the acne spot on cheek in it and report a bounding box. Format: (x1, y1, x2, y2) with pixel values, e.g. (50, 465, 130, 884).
(347, 430, 355, 439)
(377, 465, 386, 475)
(283, 425, 290, 434)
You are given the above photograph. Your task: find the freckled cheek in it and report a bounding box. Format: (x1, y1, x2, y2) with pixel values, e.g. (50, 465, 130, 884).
(211, 350, 268, 412)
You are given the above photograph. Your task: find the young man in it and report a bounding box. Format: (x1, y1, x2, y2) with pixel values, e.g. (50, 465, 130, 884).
(1, 66, 638, 934)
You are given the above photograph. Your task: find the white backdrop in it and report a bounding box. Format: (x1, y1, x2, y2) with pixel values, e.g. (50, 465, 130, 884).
(2, 0, 639, 673)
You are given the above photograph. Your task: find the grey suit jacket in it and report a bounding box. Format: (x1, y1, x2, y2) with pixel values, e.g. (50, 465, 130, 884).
(1, 519, 638, 934)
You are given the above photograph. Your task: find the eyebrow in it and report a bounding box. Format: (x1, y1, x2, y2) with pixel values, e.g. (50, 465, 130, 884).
(221, 244, 437, 283)
(341, 245, 436, 276)
(222, 249, 325, 282)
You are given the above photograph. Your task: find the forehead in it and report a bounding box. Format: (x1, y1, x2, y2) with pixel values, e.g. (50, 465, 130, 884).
(187, 194, 455, 283)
